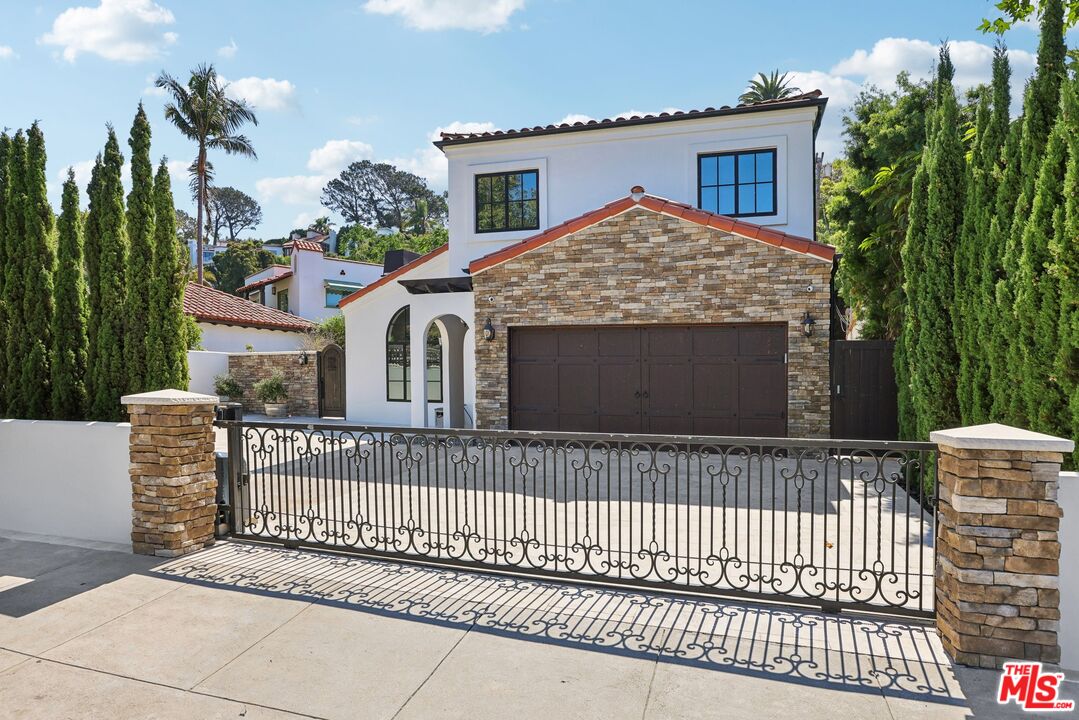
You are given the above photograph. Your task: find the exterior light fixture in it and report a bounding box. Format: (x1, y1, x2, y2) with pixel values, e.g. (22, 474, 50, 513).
(482, 318, 496, 342)
(801, 311, 815, 338)
(298, 351, 309, 365)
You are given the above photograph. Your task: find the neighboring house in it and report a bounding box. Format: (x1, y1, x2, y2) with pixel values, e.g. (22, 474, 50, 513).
(340, 91, 836, 437)
(236, 235, 382, 323)
(184, 282, 314, 352)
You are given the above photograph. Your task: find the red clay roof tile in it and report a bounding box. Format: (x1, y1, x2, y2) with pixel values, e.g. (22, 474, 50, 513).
(235, 271, 292, 294)
(183, 282, 314, 333)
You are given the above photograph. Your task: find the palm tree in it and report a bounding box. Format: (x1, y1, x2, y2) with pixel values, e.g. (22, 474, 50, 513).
(309, 216, 334, 235)
(155, 64, 258, 283)
(738, 70, 801, 105)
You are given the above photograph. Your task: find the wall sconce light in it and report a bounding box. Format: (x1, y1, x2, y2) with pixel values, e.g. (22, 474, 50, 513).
(482, 318, 496, 342)
(801, 311, 815, 338)
(298, 351, 309, 365)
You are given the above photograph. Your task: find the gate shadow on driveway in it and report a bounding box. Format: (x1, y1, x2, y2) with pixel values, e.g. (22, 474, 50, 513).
(151, 540, 964, 707)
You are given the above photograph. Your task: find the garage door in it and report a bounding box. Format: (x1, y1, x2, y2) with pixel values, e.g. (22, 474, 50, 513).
(509, 325, 787, 437)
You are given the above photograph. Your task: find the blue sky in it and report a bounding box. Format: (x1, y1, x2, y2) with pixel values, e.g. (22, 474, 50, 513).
(0, 0, 1062, 238)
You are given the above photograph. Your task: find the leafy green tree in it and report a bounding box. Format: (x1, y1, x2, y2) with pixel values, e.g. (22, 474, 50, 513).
(206, 186, 262, 241)
(897, 152, 928, 440)
(335, 224, 380, 260)
(87, 128, 129, 421)
(980, 0, 1079, 32)
(738, 70, 801, 104)
(1054, 83, 1079, 464)
(124, 104, 156, 394)
(820, 74, 930, 339)
(155, 64, 258, 284)
(321, 160, 447, 233)
(308, 215, 333, 235)
(2, 132, 28, 417)
(146, 159, 189, 391)
(209, 240, 278, 294)
(335, 224, 448, 264)
(51, 169, 89, 418)
(0, 133, 10, 414)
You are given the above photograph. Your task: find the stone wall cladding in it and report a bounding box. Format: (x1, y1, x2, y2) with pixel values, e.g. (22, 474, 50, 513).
(472, 207, 832, 436)
(935, 444, 1063, 668)
(228, 352, 319, 416)
(127, 402, 218, 557)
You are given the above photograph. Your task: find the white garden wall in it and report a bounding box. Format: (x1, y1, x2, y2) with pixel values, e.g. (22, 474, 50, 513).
(0, 419, 131, 546)
(1059, 470, 1078, 671)
(197, 321, 308, 352)
(188, 350, 230, 395)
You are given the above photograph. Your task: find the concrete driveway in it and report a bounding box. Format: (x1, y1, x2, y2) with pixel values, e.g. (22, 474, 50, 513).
(0, 533, 1071, 719)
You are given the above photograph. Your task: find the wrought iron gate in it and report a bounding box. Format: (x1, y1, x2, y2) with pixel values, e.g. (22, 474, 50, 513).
(219, 421, 938, 617)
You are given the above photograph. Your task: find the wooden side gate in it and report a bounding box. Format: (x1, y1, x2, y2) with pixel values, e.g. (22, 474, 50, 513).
(831, 340, 898, 440)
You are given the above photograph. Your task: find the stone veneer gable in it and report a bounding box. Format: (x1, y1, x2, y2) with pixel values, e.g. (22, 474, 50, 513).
(471, 207, 833, 436)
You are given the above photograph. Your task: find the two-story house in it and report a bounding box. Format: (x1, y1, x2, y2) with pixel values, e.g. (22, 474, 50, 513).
(339, 91, 835, 437)
(237, 236, 383, 323)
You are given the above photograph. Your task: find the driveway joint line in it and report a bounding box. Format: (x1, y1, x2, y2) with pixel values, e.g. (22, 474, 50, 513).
(390, 623, 474, 719)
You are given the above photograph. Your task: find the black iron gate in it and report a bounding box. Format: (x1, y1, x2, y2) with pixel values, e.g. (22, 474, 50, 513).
(219, 421, 937, 617)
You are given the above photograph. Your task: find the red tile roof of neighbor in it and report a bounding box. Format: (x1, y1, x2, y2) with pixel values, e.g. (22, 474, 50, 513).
(338, 244, 449, 309)
(435, 91, 827, 147)
(235, 271, 292, 294)
(184, 282, 314, 332)
(285, 239, 326, 253)
(468, 189, 836, 275)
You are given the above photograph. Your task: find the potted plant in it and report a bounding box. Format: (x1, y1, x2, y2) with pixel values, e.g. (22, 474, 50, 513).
(213, 374, 244, 402)
(254, 372, 288, 417)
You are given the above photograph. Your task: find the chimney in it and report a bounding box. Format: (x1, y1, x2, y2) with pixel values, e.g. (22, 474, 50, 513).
(383, 249, 421, 275)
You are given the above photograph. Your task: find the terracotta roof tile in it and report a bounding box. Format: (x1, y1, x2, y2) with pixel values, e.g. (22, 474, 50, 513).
(236, 271, 292, 294)
(183, 282, 313, 333)
(435, 91, 826, 147)
(284, 239, 325, 253)
(467, 190, 835, 274)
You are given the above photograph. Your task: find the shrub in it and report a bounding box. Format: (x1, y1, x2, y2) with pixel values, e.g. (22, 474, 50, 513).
(213, 373, 243, 398)
(253, 372, 287, 404)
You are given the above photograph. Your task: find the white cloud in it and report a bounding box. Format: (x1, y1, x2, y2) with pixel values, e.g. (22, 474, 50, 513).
(256, 174, 326, 207)
(306, 139, 374, 174)
(0, 45, 16, 60)
(390, 146, 449, 190)
(557, 113, 593, 125)
(292, 209, 331, 229)
(217, 38, 238, 59)
(39, 0, 177, 63)
(223, 76, 297, 111)
(428, 120, 497, 140)
(363, 0, 524, 33)
(57, 160, 96, 192)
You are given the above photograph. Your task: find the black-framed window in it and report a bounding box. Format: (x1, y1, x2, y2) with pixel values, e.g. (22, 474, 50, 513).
(276, 289, 289, 313)
(475, 169, 539, 233)
(698, 149, 776, 217)
(386, 306, 442, 403)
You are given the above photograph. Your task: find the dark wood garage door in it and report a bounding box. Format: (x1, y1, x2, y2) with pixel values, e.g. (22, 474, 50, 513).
(509, 325, 787, 437)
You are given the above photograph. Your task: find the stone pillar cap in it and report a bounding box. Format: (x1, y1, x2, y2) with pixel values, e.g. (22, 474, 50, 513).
(930, 423, 1074, 452)
(121, 389, 220, 406)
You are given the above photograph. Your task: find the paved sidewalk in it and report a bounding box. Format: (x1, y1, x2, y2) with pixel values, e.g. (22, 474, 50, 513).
(0, 534, 1072, 719)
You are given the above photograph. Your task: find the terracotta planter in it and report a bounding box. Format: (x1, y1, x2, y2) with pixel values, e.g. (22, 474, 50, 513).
(264, 402, 288, 418)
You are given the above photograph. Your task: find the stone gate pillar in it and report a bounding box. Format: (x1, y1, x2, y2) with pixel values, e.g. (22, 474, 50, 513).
(122, 389, 219, 557)
(930, 423, 1074, 668)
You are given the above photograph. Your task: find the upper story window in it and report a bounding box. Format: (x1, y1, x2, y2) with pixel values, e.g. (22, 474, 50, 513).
(277, 289, 289, 313)
(698, 149, 776, 218)
(475, 169, 539, 233)
(325, 288, 349, 308)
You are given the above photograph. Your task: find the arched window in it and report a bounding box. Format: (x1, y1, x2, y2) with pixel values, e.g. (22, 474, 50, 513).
(386, 307, 443, 403)
(386, 307, 410, 401)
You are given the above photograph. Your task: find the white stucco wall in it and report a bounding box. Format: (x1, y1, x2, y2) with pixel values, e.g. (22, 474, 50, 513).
(291, 248, 383, 322)
(197, 322, 308, 352)
(444, 105, 820, 275)
(188, 350, 230, 395)
(0, 419, 132, 546)
(1059, 471, 1078, 671)
(343, 250, 476, 427)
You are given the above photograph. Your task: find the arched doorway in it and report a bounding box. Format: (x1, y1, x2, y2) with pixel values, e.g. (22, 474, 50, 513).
(422, 315, 468, 428)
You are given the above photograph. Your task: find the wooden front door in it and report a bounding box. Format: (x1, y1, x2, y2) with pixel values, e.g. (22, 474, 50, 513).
(509, 324, 787, 437)
(320, 343, 346, 417)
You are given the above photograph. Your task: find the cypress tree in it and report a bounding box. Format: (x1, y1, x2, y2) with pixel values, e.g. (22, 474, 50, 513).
(84, 154, 103, 405)
(972, 45, 1012, 424)
(897, 157, 928, 440)
(1054, 83, 1079, 464)
(2, 132, 28, 417)
(51, 169, 89, 419)
(146, 159, 189, 391)
(0, 132, 9, 415)
(1016, 76, 1074, 438)
(124, 104, 155, 394)
(87, 128, 129, 421)
(20, 123, 56, 419)
(989, 115, 1025, 419)
(955, 94, 989, 424)
(914, 47, 964, 439)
